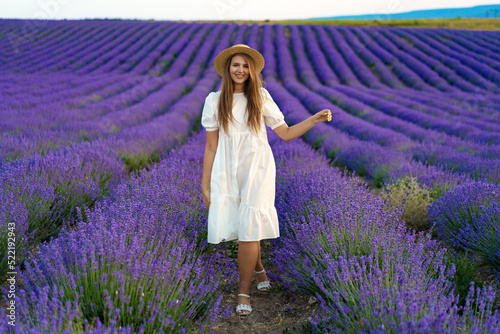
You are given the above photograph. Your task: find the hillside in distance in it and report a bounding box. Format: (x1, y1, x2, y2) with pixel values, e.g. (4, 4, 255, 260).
(312, 4, 500, 20)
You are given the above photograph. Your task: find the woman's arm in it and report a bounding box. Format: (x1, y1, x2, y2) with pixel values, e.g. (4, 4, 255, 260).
(274, 109, 331, 142)
(202, 130, 219, 208)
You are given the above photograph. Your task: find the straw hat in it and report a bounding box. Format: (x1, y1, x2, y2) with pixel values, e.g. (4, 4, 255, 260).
(213, 44, 265, 77)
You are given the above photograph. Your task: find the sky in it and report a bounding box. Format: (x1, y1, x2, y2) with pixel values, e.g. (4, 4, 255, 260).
(1, 0, 499, 21)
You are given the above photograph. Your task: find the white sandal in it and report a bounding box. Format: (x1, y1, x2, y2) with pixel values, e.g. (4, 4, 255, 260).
(254, 269, 271, 291)
(235, 293, 252, 316)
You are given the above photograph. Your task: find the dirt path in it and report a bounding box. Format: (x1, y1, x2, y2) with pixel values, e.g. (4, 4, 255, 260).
(206, 240, 319, 334)
(209, 278, 317, 334)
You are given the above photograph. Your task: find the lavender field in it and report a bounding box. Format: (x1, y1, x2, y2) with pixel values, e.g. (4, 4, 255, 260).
(1, 19, 500, 333)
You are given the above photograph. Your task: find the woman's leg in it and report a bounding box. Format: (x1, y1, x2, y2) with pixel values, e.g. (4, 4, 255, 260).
(237, 241, 259, 309)
(254, 241, 264, 271)
(254, 241, 269, 285)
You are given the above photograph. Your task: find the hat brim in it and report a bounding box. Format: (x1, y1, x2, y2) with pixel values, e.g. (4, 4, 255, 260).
(213, 44, 265, 77)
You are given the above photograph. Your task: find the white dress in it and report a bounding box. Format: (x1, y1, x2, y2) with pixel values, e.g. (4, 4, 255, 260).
(201, 87, 286, 244)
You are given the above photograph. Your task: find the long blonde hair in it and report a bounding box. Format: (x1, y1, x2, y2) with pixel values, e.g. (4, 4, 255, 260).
(217, 53, 264, 135)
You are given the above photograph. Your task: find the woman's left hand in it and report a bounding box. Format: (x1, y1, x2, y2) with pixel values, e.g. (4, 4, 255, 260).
(313, 109, 332, 124)
(202, 187, 211, 209)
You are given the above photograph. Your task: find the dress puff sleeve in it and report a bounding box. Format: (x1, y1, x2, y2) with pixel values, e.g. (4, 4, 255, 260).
(261, 87, 286, 130)
(201, 92, 218, 132)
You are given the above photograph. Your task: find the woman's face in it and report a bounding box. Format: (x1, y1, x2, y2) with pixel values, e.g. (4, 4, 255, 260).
(229, 55, 249, 85)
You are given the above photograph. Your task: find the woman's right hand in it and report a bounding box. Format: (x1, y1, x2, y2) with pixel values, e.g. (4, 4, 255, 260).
(313, 109, 332, 124)
(202, 187, 211, 209)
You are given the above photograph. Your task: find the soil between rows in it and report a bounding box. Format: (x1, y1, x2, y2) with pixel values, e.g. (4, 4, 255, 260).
(206, 239, 320, 334)
(208, 275, 318, 334)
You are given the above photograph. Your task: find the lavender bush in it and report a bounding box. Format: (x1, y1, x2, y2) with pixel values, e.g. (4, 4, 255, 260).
(384, 160, 472, 199)
(380, 176, 433, 231)
(0, 139, 125, 282)
(429, 181, 500, 270)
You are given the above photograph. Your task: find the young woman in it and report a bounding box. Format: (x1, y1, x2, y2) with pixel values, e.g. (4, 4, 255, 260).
(201, 44, 332, 316)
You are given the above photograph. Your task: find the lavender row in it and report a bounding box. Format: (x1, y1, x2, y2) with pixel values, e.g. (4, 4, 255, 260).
(323, 25, 406, 89)
(324, 85, 500, 158)
(429, 181, 500, 273)
(346, 27, 500, 113)
(260, 25, 470, 189)
(15, 23, 133, 73)
(380, 30, 500, 90)
(72, 23, 167, 75)
(267, 130, 500, 333)
(0, 131, 236, 333)
(107, 23, 189, 75)
(321, 25, 386, 89)
(3, 21, 108, 69)
(420, 28, 500, 79)
(1, 34, 205, 155)
(13, 22, 154, 73)
(331, 85, 500, 154)
(7, 21, 158, 73)
(359, 27, 498, 93)
(305, 26, 500, 138)
(374, 84, 500, 126)
(388, 28, 500, 92)
(55, 24, 155, 74)
(0, 23, 199, 103)
(335, 26, 444, 92)
(1, 74, 145, 132)
(1, 23, 243, 159)
(75, 22, 194, 76)
(0, 139, 127, 282)
(271, 24, 500, 183)
(436, 29, 500, 59)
